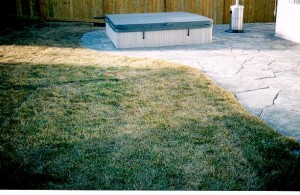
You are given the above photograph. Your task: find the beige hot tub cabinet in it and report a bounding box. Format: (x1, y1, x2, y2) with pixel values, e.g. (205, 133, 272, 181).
(105, 12, 213, 49)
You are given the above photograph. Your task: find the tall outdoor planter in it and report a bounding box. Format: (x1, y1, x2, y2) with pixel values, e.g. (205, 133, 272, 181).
(275, 0, 300, 43)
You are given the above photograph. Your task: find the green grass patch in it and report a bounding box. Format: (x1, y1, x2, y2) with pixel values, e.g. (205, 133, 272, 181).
(0, 21, 299, 190)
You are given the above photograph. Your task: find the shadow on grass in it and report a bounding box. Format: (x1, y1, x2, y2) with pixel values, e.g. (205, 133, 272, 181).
(0, 63, 299, 190)
(0, 150, 63, 189)
(221, 114, 300, 190)
(0, 62, 124, 189)
(0, 16, 97, 48)
(1, 113, 299, 190)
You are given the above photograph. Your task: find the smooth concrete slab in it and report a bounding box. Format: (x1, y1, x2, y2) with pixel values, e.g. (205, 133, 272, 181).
(81, 23, 300, 142)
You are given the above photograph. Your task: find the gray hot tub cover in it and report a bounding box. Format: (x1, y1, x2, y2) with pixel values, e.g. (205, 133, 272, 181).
(105, 12, 213, 32)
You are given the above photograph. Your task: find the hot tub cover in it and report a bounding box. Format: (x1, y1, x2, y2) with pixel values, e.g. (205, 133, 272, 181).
(106, 12, 213, 32)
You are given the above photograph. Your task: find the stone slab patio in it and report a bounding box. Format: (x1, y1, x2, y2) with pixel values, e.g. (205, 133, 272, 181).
(81, 23, 300, 142)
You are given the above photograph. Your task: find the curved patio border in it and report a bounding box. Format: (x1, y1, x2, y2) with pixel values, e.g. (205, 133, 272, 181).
(81, 23, 300, 142)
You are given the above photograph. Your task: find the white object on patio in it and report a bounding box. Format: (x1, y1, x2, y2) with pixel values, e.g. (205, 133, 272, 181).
(105, 12, 213, 49)
(276, 0, 300, 43)
(230, 0, 244, 31)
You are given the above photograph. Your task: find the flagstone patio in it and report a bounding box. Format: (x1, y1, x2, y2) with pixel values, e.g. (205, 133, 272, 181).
(81, 23, 300, 141)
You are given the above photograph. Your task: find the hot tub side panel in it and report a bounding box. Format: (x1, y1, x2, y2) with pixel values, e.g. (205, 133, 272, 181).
(106, 23, 119, 48)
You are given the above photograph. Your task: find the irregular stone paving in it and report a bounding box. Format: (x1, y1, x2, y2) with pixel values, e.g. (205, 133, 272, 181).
(81, 23, 300, 142)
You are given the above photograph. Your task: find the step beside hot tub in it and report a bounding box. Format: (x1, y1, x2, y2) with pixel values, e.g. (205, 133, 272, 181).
(105, 12, 213, 49)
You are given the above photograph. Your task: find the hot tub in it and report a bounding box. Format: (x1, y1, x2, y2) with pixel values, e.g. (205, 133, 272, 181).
(105, 12, 213, 49)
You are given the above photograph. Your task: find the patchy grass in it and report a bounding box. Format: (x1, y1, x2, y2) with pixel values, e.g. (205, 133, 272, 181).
(0, 21, 299, 190)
